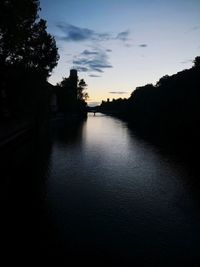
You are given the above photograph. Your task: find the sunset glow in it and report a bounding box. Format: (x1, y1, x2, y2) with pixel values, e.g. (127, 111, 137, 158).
(40, 0, 200, 105)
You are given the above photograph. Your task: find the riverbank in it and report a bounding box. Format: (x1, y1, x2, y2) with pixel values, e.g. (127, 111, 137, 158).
(100, 110, 200, 167)
(0, 119, 32, 147)
(0, 118, 58, 264)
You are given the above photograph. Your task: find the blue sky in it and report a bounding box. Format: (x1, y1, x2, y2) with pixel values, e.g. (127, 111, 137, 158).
(40, 0, 200, 105)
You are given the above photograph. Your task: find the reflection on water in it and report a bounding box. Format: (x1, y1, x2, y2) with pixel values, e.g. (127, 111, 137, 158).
(42, 113, 200, 265)
(4, 114, 200, 266)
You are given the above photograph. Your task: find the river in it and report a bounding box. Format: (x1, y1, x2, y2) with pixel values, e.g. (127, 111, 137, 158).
(41, 113, 200, 266)
(3, 113, 200, 266)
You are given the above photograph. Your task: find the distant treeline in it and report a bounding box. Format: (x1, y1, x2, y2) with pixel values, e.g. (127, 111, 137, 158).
(100, 57, 200, 149)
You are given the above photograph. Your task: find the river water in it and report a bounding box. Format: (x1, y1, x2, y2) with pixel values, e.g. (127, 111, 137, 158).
(4, 113, 200, 265)
(38, 113, 200, 265)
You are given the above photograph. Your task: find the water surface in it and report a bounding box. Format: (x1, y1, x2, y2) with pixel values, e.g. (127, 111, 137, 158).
(44, 113, 200, 265)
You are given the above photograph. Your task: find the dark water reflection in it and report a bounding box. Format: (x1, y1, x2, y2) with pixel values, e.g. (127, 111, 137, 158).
(43, 114, 200, 265)
(3, 114, 200, 265)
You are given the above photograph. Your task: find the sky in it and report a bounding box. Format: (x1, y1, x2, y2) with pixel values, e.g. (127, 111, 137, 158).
(40, 0, 200, 106)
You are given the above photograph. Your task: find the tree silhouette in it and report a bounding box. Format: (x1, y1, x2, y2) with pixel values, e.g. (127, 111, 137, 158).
(77, 79, 89, 101)
(193, 56, 200, 69)
(25, 19, 59, 77)
(0, 0, 59, 77)
(0, 0, 59, 121)
(56, 75, 88, 116)
(100, 55, 200, 151)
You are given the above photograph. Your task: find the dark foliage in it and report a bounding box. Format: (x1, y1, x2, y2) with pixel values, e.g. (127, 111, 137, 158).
(0, 0, 59, 77)
(56, 73, 88, 116)
(100, 56, 200, 150)
(77, 79, 89, 101)
(0, 0, 59, 122)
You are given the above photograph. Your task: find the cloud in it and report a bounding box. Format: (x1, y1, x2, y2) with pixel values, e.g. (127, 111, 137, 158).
(81, 50, 99, 55)
(56, 23, 131, 75)
(125, 43, 133, 48)
(56, 23, 130, 43)
(185, 26, 200, 34)
(190, 26, 200, 31)
(56, 23, 94, 41)
(180, 59, 193, 64)
(89, 61, 112, 69)
(91, 68, 104, 73)
(75, 66, 89, 72)
(73, 48, 113, 74)
(109, 91, 128, 94)
(89, 74, 101, 77)
(116, 30, 130, 41)
(98, 33, 113, 41)
(139, 44, 148, 47)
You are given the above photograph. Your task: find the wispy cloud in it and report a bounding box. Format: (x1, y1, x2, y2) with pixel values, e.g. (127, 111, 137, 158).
(81, 50, 99, 55)
(73, 48, 113, 74)
(116, 30, 130, 41)
(56, 23, 130, 43)
(180, 59, 193, 64)
(138, 44, 148, 47)
(190, 26, 200, 31)
(109, 91, 128, 94)
(89, 74, 101, 77)
(56, 23, 94, 41)
(56, 23, 131, 75)
(75, 66, 89, 72)
(185, 25, 200, 34)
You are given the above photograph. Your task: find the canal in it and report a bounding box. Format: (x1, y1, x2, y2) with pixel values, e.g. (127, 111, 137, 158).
(3, 113, 200, 266)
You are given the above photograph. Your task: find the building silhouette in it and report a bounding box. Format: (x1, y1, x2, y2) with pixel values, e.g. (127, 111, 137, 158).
(68, 69, 78, 103)
(52, 69, 79, 113)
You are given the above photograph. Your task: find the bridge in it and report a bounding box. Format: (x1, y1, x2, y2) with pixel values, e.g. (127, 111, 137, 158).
(87, 106, 101, 115)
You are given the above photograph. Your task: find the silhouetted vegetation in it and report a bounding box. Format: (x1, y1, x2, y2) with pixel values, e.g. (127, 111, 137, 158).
(0, 0, 59, 124)
(0, 0, 58, 75)
(55, 70, 88, 117)
(100, 57, 200, 152)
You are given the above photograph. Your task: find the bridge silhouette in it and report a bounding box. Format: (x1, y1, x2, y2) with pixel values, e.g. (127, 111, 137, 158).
(87, 106, 101, 115)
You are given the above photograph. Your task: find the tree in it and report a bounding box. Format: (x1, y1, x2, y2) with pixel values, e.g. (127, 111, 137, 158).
(23, 19, 59, 77)
(0, 0, 59, 120)
(155, 75, 170, 87)
(193, 56, 200, 69)
(0, 0, 59, 78)
(0, 0, 39, 64)
(77, 79, 89, 101)
(56, 75, 88, 115)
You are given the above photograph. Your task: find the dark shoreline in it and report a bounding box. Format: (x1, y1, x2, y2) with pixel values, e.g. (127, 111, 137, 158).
(100, 111, 200, 171)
